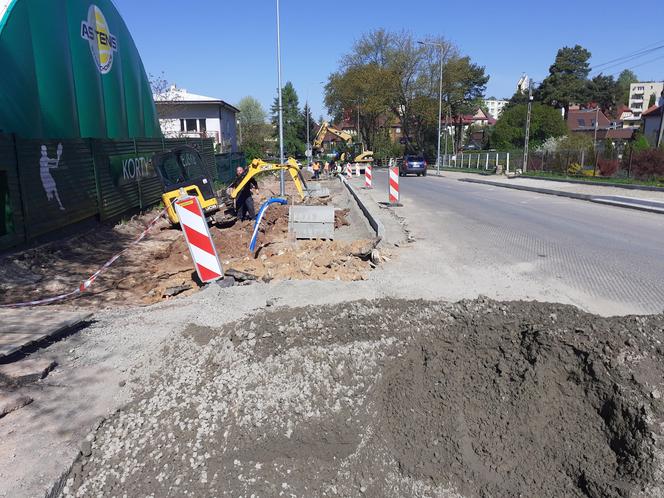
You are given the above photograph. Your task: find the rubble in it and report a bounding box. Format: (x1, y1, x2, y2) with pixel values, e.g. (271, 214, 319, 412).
(63, 298, 664, 497)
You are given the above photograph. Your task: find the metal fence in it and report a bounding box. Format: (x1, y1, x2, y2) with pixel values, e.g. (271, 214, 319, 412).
(214, 152, 247, 185)
(440, 149, 635, 179)
(441, 152, 514, 172)
(0, 134, 215, 251)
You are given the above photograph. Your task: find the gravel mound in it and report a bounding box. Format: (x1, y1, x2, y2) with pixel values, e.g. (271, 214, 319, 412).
(62, 299, 664, 497)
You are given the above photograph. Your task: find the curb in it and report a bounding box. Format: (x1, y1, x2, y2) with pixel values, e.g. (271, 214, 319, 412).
(339, 177, 386, 239)
(517, 175, 664, 193)
(458, 178, 664, 215)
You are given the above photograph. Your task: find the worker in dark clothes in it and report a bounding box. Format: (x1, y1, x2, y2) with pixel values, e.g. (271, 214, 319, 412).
(232, 166, 258, 221)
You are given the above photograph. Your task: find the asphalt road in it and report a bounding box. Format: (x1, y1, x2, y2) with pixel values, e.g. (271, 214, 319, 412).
(372, 169, 664, 314)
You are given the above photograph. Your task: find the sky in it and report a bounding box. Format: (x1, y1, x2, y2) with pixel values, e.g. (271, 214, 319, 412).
(114, 0, 664, 120)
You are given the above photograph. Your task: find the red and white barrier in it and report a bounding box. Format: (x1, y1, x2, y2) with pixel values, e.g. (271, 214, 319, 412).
(389, 166, 400, 204)
(345, 163, 352, 178)
(174, 196, 223, 283)
(364, 164, 373, 188)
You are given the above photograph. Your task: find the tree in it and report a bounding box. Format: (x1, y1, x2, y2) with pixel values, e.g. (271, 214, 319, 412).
(491, 103, 567, 150)
(587, 74, 620, 112)
(237, 96, 270, 159)
(271, 82, 306, 157)
(326, 29, 488, 157)
(325, 63, 398, 150)
(538, 45, 591, 113)
(648, 93, 657, 108)
(617, 69, 638, 105)
(301, 102, 317, 152)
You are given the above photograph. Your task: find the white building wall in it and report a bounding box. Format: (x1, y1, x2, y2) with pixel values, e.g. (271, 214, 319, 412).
(155, 102, 238, 152)
(629, 81, 664, 118)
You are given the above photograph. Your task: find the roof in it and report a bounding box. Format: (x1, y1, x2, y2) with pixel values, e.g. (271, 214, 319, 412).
(642, 104, 662, 118)
(567, 107, 611, 131)
(154, 85, 239, 113)
(605, 128, 635, 140)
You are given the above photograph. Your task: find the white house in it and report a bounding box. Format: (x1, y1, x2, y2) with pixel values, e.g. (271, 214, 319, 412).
(154, 86, 239, 152)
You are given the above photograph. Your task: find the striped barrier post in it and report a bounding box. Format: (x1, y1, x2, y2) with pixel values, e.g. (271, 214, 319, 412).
(346, 163, 352, 178)
(389, 166, 401, 205)
(364, 164, 373, 188)
(174, 196, 224, 283)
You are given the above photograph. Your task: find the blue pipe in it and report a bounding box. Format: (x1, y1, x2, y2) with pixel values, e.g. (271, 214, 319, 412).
(249, 197, 288, 252)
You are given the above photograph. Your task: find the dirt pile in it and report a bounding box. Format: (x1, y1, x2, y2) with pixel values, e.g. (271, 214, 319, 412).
(64, 299, 664, 497)
(0, 178, 375, 309)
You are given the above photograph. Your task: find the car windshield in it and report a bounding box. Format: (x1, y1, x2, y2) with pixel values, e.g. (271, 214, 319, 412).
(407, 156, 425, 162)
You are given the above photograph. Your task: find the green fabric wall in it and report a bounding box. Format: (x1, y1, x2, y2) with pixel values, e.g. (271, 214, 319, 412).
(0, 0, 160, 139)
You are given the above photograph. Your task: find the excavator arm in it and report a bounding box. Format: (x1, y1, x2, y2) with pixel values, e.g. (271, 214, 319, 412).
(231, 158, 306, 200)
(313, 121, 374, 164)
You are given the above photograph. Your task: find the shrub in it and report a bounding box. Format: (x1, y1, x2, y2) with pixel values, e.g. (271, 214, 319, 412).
(597, 158, 619, 177)
(631, 149, 664, 179)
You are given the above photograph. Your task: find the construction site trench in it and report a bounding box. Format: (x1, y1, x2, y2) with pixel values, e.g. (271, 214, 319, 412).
(0, 175, 382, 309)
(62, 298, 664, 497)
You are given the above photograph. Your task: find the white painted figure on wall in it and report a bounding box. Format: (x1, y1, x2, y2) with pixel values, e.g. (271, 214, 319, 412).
(39, 143, 64, 211)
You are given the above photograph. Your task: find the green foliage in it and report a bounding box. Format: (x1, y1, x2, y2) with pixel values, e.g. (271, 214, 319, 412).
(587, 74, 620, 112)
(537, 45, 591, 110)
(238, 96, 270, 158)
(617, 70, 638, 105)
(326, 29, 488, 155)
(632, 132, 651, 152)
(491, 103, 567, 150)
(271, 82, 306, 157)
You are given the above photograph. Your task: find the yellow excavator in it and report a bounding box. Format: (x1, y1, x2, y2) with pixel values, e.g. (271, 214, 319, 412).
(154, 146, 307, 225)
(231, 157, 307, 200)
(313, 122, 374, 164)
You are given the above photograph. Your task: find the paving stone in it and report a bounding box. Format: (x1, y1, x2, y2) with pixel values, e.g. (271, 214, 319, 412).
(0, 392, 33, 418)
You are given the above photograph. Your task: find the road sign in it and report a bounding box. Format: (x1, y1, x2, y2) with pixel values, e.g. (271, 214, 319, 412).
(174, 196, 223, 283)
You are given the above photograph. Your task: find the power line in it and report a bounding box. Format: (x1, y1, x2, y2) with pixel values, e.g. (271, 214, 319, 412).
(590, 39, 664, 73)
(591, 45, 664, 74)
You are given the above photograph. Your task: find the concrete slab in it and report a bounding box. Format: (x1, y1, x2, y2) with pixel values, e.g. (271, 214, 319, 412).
(0, 357, 57, 385)
(0, 309, 92, 360)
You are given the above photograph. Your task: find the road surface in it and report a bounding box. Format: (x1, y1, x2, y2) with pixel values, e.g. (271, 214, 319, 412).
(369, 169, 664, 315)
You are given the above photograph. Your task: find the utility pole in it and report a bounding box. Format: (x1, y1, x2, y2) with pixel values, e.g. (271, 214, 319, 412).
(593, 105, 600, 177)
(522, 80, 533, 172)
(275, 0, 285, 195)
(305, 101, 310, 167)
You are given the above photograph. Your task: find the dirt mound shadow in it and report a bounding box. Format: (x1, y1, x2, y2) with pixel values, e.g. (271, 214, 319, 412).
(377, 303, 658, 497)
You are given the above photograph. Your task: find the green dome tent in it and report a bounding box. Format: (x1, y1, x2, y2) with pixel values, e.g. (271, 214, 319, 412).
(0, 0, 160, 139)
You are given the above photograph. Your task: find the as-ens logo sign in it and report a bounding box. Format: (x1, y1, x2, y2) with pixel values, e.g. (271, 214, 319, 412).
(80, 5, 118, 74)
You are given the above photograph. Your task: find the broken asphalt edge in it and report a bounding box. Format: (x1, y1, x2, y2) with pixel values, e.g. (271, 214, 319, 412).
(458, 178, 664, 215)
(339, 176, 386, 240)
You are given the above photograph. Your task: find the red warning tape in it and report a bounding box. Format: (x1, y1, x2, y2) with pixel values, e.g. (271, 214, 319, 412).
(0, 208, 168, 308)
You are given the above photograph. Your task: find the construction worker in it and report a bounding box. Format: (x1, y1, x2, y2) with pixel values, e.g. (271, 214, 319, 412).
(312, 160, 321, 180)
(232, 166, 258, 221)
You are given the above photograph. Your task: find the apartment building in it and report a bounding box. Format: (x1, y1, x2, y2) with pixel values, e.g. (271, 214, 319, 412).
(484, 99, 509, 119)
(628, 81, 664, 119)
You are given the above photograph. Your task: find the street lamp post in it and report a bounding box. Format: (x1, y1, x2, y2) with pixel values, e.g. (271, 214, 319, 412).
(275, 0, 285, 196)
(523, 80, 534, 172)
(419, 40, 444, 175)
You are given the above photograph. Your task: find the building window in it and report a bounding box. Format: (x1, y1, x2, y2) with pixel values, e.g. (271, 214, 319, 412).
(185, 119, 197, 132)
(199, 119, 206, 132)
(577, 119, 585, 127)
